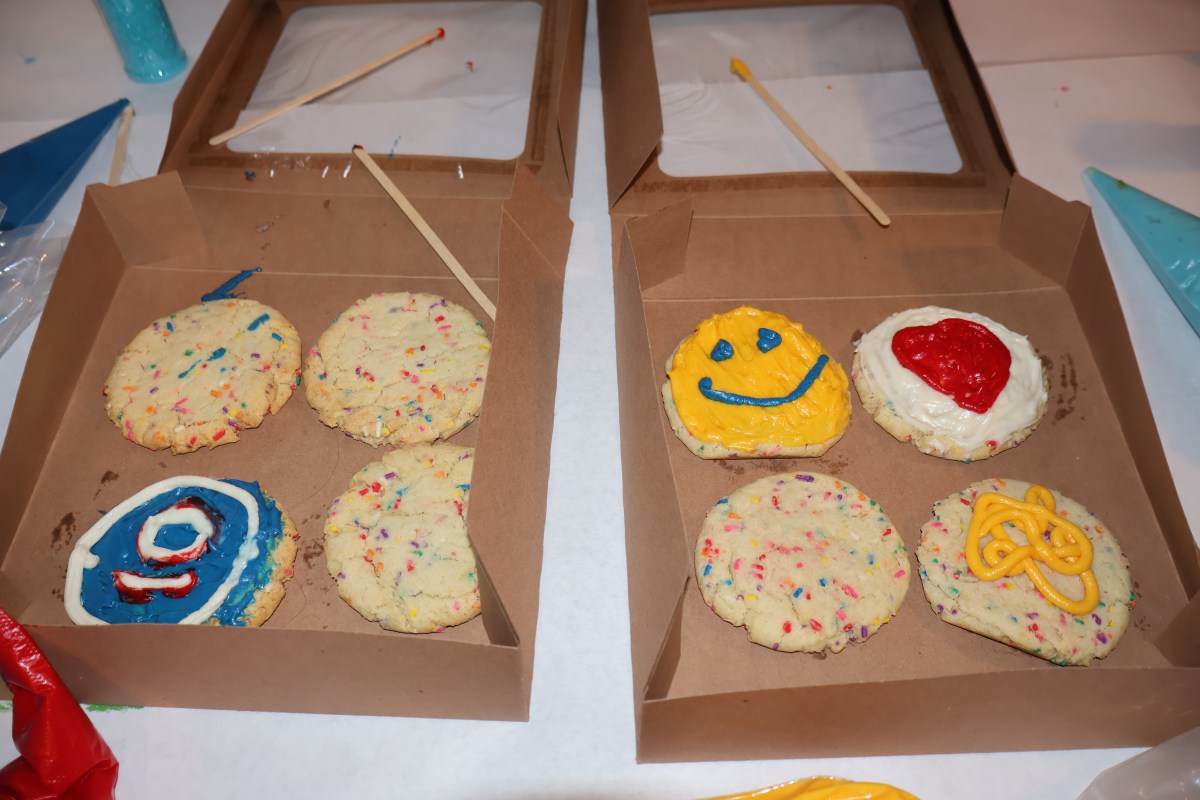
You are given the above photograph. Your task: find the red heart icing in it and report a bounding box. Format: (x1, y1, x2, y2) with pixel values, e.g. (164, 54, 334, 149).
(891, 318, 1011, 413)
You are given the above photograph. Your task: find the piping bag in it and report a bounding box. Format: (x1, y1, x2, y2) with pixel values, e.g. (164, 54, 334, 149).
(0, 608, 118, 799)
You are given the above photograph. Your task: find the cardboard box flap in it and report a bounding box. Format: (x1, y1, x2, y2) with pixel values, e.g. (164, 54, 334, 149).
(638, 665, 1200, 761)
(463, 199, 569, 658)
(26, 624, 523, 719)
(615, 220, 692, 706)
(1157, 592, 1200, 668)
(999, 176, 1091, 286)
(0, 183, 137, 563)
(626, 190, 1059, 304)
(625, 198, 692, 292)
(161, 0, 583, 202)
(88, 173, 210, 269)
(1061, 213, 1200, 597)
(554, 0, 587, 193)
(601, 0, 1016, 218)
(598, 0, 665, 209)
(0, 572, 29, 619)
(502, 164, 573, 272)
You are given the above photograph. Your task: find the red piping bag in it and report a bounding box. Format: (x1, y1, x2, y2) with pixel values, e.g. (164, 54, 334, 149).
(0, 608, 118, 799)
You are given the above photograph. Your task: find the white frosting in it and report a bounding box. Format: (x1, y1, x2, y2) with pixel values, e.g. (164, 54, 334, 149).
(113, 571, 196, 592)
(65, 476, 260, 625)
(856, 306, 1046, 453)
(136, 505, 213, 562)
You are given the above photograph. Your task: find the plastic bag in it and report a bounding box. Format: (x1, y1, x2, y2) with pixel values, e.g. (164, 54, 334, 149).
(0, 207, 67, 359)
(1076, 727, 1200, 800)
(0, 608, 119, 799)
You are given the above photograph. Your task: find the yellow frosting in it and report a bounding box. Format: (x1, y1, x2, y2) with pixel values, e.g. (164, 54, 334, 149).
(965, 484, 1100, 615)
(668, 307, 850, 453)
(706, 776, 921, 800)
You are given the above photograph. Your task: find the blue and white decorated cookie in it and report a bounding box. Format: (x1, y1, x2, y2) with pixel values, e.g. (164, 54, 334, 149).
(65, 476, 299, 626)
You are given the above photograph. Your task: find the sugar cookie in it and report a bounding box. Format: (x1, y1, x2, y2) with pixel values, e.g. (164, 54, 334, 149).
(325, 444, 480, 633)
(103, 299, 300, 453)
(917, 478, 1133, 665)
(65, 476, 298, 626)
(664, 307, 850, 458)
(852, 306, 1047, 461)
(304, 293, 490, 446)
(696, 472, 909, 653)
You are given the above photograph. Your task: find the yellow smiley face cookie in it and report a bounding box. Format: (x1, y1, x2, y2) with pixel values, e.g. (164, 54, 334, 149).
(661, 307, 850, 458)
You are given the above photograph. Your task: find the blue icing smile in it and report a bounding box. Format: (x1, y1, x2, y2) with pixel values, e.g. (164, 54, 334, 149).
(76, 478, 283, 625)
(699, 354, 829, 407)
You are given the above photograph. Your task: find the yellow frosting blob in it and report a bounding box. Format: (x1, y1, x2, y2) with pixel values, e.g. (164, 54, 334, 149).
(668, 307, 850, 453)
(966, 484, 1100, 615)
(706, 776, 921, 800)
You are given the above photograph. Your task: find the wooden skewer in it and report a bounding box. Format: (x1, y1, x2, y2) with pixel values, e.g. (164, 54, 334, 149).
(352, 146, 497, 320)
(730, 57, 891, 227)
(108, 102, 134, 185)
(209, 27, 446, 147)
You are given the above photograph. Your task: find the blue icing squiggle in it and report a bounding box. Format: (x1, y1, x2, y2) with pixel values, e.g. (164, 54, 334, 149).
(76, 479, 283, 625)
(698, 355, 829, 407)
(200, 267, 261, 302)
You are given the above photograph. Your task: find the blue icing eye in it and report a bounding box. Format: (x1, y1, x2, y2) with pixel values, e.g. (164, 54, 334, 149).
(757, 328, 782, 353)
(710, 339, 734, 361)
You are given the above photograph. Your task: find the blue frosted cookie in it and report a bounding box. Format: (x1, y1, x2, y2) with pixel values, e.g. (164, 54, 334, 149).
(65, 476, 298, 626)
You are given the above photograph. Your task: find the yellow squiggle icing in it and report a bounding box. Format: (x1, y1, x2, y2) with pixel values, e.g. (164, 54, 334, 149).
(966, 484, 1099, 615)
(706, 776, 921, 800)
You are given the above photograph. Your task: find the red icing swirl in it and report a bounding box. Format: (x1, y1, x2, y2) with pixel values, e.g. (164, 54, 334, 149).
(891, 318, 1011, 413)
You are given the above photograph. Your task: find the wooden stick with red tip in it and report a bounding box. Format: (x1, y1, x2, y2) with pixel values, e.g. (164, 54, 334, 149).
(731, 56, 891, 227)
(352, 146, 497, 320)
(209, 27, 446, 146)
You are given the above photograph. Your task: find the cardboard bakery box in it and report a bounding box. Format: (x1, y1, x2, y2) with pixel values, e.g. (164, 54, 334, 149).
(0, 0, 583, 720)
(600, 0, 1200, 761)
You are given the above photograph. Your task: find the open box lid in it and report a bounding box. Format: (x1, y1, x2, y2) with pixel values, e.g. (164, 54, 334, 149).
(161, 0, 585, 199)
(599, 0, 1014, 218)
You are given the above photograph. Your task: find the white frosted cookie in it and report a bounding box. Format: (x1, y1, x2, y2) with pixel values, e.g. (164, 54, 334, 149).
(852, 306, 1047, 462)
(65, 476, 299, 627)
(917, 479, 1133, 665)
(324, 444, 480, 633)
(103, 299, 300, 453)
(663, 307, 851, 459)
(304, 293, 490, 446)
(696, 472, 910, 653)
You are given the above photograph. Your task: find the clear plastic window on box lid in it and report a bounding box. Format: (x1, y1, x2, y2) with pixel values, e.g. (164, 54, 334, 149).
(227, 1, 542, 159)
(650, 4, 963, 178)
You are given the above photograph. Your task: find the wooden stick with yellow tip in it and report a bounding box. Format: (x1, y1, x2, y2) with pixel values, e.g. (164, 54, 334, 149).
(208, 27, 446, 147)
(352, 146, 496, 320)
(730, 57, 891, 227)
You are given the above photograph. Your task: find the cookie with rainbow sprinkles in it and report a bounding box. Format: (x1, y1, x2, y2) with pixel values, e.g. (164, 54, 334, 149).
(324, 443, 481, 634)
(65, 476, 299, 626)
(852, 306, 1048, 462)
(663, 307, 850, 458)
(696, 472, 910, 654)
(103, 296, 300, 453)
(917, 479, 1133, 665)
(304, 292, 490, 446)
